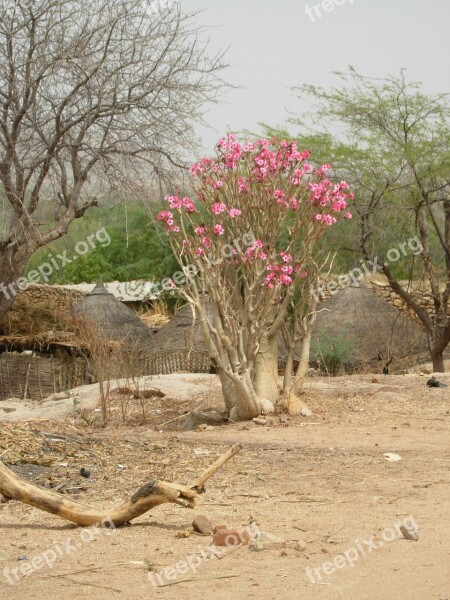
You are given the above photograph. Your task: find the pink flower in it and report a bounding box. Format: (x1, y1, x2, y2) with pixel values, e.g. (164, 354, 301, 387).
(344, 212, 352, 219)
(214, 180, 224, 190)
(202, 237, 211, 248)
(181, 197, 196, 212)
(237, 177, 250, 193)
(228, 208, 242, 219)
(280, 252, 293, 263)
(195, 226, 206, 235)
(213, 224, 225, 236)
(196, 248, 204, 256)
(278, 274, 293, 286)
(211, 202, 227, 215)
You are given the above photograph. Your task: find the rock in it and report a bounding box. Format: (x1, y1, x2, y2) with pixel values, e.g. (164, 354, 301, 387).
(213, 528, 251, 547)
(383, 453, 402, 462)
(192, 515, 213, 535)
(249, 538, 264, 552)
(80, 468, 91, 478)
(213, 524, 227, 533)
(371, 378, 380, 384)
(286, 395, 312, 416)
(252, 418, 268, 425)
(400, 524, 419, 541)
(0, 407, 16, 413)
(301, 407, 313, 417)
(182, 410, 226, 431)
(280, 415, 290, 424)
(133, 388, 166, 399)
(427, 376, 447, 388)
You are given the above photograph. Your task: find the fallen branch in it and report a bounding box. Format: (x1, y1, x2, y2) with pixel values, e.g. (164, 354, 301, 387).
(0, 444, 242, 528)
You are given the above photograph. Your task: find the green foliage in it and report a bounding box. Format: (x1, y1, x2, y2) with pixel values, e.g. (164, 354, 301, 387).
(311, 331, 357, 375)
(25, 204, 180, 284)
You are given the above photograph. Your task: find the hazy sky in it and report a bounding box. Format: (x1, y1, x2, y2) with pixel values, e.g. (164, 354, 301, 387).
(180, 0, 450, 152)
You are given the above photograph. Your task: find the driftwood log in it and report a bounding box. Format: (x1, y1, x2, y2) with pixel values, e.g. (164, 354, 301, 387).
(0, 444, 242, 527)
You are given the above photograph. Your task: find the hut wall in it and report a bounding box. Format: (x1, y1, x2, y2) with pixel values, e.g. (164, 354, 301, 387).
(0, 354, 89, 401)
(139, 350, 212, 376)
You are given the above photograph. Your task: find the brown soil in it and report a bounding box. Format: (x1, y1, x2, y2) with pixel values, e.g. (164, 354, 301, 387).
(0, 373, 449, 600)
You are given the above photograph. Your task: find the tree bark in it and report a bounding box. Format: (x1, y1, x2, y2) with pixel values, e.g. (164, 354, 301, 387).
(217, 368, 261, 421)
(0, 248, 27, 317)
(254, 333, 279, 405)
(291, 330, 312, 395)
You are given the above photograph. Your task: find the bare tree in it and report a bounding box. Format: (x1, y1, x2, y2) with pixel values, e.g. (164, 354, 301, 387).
(0, 0, 226, 314)
(293, 69, 450, 372)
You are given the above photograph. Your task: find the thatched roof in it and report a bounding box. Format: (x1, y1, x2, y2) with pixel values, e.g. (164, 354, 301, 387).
(73, 281, 154, 347)
(311, 284, 428, 365)
(153, 303, 208, 352)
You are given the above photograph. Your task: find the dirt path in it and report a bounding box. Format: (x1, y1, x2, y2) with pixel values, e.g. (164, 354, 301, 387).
(0, 373, 449, 599)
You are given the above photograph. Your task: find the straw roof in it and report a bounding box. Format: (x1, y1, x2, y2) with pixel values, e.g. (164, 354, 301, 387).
(153, 302, 208, 352)
(311, 284, 428, 365)
(73, 281, 154, 347)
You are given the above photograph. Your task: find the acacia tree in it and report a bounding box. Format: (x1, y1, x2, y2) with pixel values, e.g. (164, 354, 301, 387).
(0, 0, 225, 315)
(292, 69, 450, 371)
(158, 134, 353, 420)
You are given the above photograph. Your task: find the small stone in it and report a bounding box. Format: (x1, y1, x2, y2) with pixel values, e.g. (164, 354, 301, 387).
(280, 415, 290, 424)
(400, 524, 419, 541)
(213, 528, 251, 547)
(301, 407, 313, 417)
(252, 418, 268, 425)
(80, 468, 91, 478)
(213, 524, 227, 533)
(0, 407, 16, 413)
(249, 538, 264, 552)
(192, 515, 213, 535)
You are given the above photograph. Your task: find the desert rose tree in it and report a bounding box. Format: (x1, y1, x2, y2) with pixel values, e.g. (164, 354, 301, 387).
(158, 135, 353, 420)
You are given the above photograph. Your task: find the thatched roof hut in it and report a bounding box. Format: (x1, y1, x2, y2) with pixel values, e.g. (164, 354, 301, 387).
(73, 281, 154, 347)
(152, 303, 207, 353)
(311, 284, 428, 370)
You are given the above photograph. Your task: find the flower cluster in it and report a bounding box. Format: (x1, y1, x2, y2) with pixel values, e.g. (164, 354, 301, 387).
(157, 135, 354, 292)
(262, 252, 307, 289)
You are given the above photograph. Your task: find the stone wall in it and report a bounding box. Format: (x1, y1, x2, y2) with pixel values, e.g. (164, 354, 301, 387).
(15, 285, 85, 312)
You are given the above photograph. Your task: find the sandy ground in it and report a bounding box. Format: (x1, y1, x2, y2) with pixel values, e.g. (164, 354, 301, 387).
(0, 373, 449, 600)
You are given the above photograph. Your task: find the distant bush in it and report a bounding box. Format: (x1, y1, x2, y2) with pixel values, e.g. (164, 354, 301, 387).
(311, 331, 357, 375)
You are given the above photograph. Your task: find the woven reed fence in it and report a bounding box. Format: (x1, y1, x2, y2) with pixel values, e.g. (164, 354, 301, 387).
(139, 350, 212, 376)
(0, 354, 89, 402)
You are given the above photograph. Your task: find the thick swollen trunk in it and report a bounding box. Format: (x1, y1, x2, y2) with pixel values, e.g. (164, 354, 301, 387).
(218, 368, 261, 421)
(291, 330, 312, 395)
(254, 333, 279, 405)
